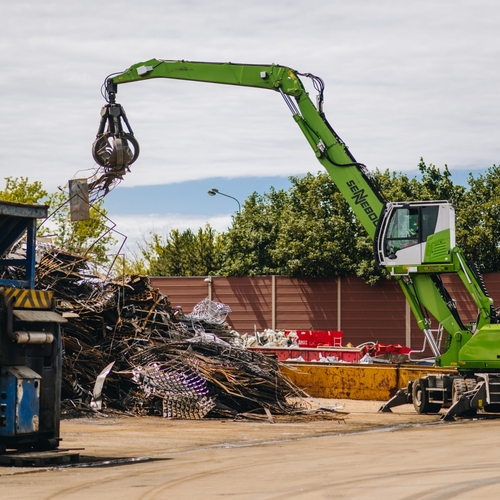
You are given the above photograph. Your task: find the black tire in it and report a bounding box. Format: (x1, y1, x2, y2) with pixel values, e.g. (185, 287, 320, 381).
(412, 378, 442, 414)
(453, 377, 477, 417)
(465, 378, 477, 392)
(452, 378, 466, 405)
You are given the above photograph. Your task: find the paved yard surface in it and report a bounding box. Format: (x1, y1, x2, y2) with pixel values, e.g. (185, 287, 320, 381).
(1, 400, 499, 499)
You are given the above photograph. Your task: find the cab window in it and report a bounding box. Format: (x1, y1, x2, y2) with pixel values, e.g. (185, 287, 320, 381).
(384, 206, 439, 259)
(384, 207, 419, 258)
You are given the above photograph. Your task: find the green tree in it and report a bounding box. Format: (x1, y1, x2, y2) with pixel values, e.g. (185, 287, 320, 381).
(270, 173, 366, 277)
(0, 176, 48, 204)
(416, 159, 465, 202)
(219, 173, 382, 281)
(218, 188, 288, 276)
(456, 165, 500, 272)
(372, 168, 420, 201)
(373, 159, 465, 203)
(142, 225, 223, 276)
(118, 253, 149, 276)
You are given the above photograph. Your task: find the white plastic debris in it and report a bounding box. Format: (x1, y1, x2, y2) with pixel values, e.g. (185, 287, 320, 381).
(187, 297, 232, 324)
(360, 353, 373, 364)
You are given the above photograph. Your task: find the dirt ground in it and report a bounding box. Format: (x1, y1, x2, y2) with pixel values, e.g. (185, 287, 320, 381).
(1, 399, 500, 499)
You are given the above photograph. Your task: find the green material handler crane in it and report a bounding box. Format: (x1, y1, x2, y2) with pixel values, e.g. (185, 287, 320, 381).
(93, 59, 500, 419)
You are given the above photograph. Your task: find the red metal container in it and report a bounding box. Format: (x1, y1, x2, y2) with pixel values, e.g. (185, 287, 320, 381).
(285, 330, 343, 348)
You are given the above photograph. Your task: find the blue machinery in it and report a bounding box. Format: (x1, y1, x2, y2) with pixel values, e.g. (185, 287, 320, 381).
(0, 201, 66, 452)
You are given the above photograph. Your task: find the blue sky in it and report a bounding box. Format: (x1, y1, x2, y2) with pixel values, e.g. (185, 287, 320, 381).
(2, 1, 500, 254)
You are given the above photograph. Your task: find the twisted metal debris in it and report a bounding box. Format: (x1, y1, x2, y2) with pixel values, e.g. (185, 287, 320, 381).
(30, 249, 311, 419)
(133, 361, 216, 419)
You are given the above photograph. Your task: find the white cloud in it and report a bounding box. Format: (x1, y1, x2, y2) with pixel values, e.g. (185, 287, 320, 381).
(1, 0, 500, 197)
(107, 213, 233, 256)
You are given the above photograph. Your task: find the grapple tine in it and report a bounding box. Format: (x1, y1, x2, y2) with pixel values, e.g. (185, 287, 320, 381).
(91, 90, 140, 196)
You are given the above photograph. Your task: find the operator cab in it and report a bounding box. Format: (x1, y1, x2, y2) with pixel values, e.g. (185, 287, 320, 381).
(376, 201, 455, 268)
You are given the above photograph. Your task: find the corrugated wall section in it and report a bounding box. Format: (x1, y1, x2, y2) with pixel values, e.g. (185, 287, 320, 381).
(150, 274, 500, 348)
(275, 277, 338, 332)
(340, 276, 406, 347)
(214, 277, 273, 334)
(150, 277, 207, 313)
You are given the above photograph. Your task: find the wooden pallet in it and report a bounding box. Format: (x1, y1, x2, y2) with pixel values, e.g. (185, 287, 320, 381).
(0, 450, 80, 467)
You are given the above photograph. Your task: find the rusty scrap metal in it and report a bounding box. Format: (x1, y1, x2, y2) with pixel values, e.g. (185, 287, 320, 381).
(29, 249, 310, 419)
(132, 360, 216, 419)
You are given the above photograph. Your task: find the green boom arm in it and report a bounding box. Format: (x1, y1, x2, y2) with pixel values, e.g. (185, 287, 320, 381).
(109, 59, 385, 238)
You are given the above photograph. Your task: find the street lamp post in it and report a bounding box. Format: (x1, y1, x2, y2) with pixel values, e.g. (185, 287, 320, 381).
(207, 188, 241, 212)
(204, 276, 212, 301)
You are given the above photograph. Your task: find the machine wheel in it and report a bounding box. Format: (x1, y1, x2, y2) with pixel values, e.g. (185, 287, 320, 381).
(412, 378, 442, 414)
(452, 378, 466, 404)
(465, 378, 477, 392)
(452, 377, 477, 417)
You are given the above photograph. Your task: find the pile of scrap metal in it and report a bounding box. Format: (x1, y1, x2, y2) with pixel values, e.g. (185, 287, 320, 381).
(27, 249, 312, 419)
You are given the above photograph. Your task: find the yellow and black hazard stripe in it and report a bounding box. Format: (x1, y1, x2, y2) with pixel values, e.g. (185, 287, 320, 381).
(3, 288, 53, 309)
